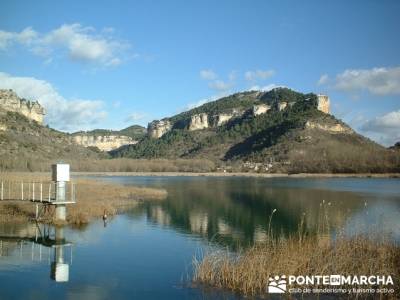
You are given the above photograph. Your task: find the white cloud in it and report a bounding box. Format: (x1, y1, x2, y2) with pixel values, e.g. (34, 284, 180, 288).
(248, 83, 284, 92)
(317, 74, 329, 86)
(361, 110, 400, 146)
(0, 72, 107, 131)
(200, 69, 235, 92)
(200, 69, 217, 80)
(125, 112, 147, 122)
(244, 69, 275, 81)
(333, 67, 400, 95)
(208, 80, 233, 91)
(185, 92, 230, 111)
(0, 24, 131, 67)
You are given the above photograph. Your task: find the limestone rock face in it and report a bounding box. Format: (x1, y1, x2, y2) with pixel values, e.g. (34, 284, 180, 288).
(317, 94, 330, 114)
(212, 109, 245, 127)
(252, 104, 271, 116)
(73, 135, 137, 151)
(0, 89, 45, 124)
(278, 102, 288, 111)
(0, 123, 6, 131)
(213, 113, 233, 126)
(305, 121, 353, 134)
(189, 113, 209, 131)
(148, 119, 171, 138)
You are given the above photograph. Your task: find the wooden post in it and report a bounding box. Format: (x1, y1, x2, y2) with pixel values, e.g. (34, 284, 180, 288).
(1, 181, 3, 201)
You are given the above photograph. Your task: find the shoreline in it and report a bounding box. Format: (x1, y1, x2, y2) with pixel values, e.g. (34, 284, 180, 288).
(72, 171, 400, 178)
(2, 171, 400, 179)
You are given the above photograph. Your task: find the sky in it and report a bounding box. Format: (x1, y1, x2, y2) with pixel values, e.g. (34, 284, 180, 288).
(0, 0, 399, 146)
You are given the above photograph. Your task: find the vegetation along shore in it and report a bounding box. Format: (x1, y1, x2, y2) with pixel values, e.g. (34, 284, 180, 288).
(0, 173, 167, 225)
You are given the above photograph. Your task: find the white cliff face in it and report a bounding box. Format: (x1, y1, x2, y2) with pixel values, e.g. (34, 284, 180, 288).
(252, 104, 271, 116)
(148, 119, 172, 138)
(212, 108, 245, 127)
(189, 113, 209, 130)
(278, 102, 288, 111)
(73, 135, 137, 151)
(317, 94, 330, 114)
(305, 121, 353, 134)
(0, 89, 45, 124)
(213, 113, 233, 126)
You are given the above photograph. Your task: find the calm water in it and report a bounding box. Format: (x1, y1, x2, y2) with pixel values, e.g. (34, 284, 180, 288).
(0, 176, 399, 299)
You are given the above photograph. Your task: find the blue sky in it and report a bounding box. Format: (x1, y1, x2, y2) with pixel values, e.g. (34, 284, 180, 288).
(0, 0, 399, 145)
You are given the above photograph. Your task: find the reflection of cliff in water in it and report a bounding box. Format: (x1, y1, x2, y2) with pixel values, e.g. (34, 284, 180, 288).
(134, 178, 365, 246)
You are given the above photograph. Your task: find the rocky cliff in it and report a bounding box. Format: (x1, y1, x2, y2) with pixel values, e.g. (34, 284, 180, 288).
(252, 104, 271, 116)
(148, 119, 172, 138)
(72, 134, 138, 151)
(305, 120, 353, 134)
(189, 113, 209, 131)
(317, 94, 330, 114)
(0, 89, 45, 124)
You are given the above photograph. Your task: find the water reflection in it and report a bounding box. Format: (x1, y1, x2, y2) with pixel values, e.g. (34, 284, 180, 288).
(0, 222, 72, 282)
(120, 177, 400, 247)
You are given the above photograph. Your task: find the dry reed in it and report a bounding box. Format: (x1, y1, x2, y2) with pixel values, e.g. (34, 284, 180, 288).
(193, 209, 400, 298)
(0, 173, 167, 225)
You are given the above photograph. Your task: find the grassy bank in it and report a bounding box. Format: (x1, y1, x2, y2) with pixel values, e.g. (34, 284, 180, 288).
(193, 216, 400, 298)
(0, 173, 167, 225)
(0, 158, 217, 173)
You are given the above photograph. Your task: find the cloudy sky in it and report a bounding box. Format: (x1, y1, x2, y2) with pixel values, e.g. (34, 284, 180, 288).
(0, 0, 399, 146)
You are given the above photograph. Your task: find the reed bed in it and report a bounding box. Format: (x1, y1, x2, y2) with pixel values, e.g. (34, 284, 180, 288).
(193, 209, 400, 298)
(0, 173, 167, 225)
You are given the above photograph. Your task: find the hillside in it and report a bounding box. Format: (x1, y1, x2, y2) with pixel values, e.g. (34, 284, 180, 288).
(0, 108, 104, 171)
(71, 125, 146, 151)
(112, 88, 400, 173)
(72, 124, 146, 140)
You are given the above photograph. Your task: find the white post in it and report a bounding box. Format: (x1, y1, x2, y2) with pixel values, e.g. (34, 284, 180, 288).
(40, 183, 43, 202)
(21, 182, 24, 201)
(1, 181, 3, 201)
(48, 183, 51, 202)
(32, 183, 35, 201)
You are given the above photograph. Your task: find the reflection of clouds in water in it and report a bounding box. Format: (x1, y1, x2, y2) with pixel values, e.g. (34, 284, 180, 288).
(343, 201, 400, 241)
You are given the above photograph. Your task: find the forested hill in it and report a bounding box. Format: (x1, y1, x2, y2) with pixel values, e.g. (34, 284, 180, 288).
(111, 88, 400, 173)
(72, 125, 146, 140)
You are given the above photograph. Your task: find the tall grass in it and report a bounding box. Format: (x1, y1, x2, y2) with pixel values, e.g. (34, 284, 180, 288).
(193, 206, 400, 298)
(0, 173, 167, 225)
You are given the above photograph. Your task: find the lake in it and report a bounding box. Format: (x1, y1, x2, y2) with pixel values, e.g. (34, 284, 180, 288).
(0, 176, 399, 299)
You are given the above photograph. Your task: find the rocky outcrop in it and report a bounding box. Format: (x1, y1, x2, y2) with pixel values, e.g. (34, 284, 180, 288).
(148, 119, 171, 138)
(212, 109, 245, 127)
(317, 94, 330, 114)
(278, 102, 288, 111)
(0, 89, 45, 124)
(305, 121, 353, 134)
(189, 113, 209, 131)
(72, 135, 137, 151)
(252, 104, 271, 116)
(213, 113, 234, 126)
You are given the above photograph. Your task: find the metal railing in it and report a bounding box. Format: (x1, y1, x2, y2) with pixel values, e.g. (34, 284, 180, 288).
(0, 181, 76, 203)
